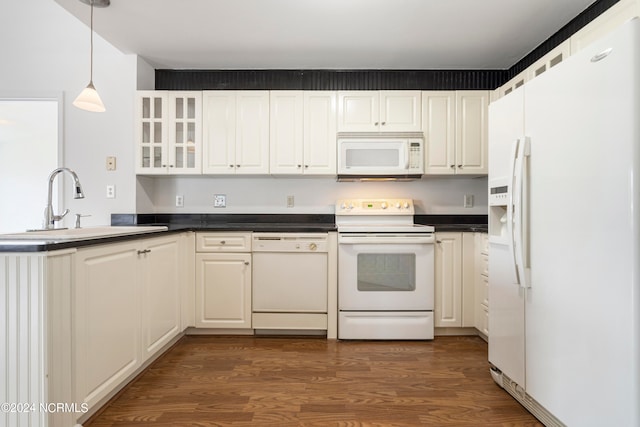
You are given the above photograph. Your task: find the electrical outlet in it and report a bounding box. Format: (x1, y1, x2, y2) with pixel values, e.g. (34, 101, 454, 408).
(106, 185, 115, 199)
(464, 194, 474, 208)
(106, 156, 116, 171)
(214, 194, 226, 208)
(287, 195, 294, 208)
(175, 195, 184, 207)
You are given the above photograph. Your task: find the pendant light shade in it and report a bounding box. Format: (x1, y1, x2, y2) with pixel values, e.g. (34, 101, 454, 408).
(73, 0, 109, 112)
(73, 81, 106, 112)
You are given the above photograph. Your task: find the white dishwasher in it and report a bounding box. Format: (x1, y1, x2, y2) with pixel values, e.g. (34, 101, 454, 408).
(252, 233, 329, 331)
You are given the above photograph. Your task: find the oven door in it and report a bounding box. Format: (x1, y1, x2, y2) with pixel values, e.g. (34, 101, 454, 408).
(338, 233, 434, 311)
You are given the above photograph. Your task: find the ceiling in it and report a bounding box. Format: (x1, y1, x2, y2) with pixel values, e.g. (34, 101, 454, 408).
(54, 0, 597, 70)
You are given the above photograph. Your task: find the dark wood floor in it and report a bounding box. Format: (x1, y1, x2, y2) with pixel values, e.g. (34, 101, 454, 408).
(86, 335, 542, 426)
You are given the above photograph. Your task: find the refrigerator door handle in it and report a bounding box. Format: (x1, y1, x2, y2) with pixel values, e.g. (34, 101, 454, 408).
(513, 136, 531, 288)
(508, 138, 520, 285)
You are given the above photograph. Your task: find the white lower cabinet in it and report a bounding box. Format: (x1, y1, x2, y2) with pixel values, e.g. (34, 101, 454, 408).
(434, 232, 476, 328)
(195, 232, 252, 329)
(474, 232, 489, 338)
(74, 234, 182, 413)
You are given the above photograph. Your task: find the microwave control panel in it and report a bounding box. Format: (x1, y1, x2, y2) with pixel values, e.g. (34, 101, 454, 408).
(408, 141, 423, 170)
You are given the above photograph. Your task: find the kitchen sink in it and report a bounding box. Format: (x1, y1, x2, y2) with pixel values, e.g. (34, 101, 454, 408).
(0, 225, 168, 241)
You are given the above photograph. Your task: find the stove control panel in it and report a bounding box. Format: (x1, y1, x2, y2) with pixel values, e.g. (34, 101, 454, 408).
(336, 198, 415, 215)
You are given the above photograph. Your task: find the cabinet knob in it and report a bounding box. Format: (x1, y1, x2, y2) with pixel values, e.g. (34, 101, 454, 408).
(297, 164, 302, 168)
(220, 240, 226, 245)
(450, 165, 455, 169)
(304, 165, 309, 168)
(169, 165, 174, 168)
(436, 240, 442, 244)
(244, 261, 250, 265)
(374, 122, 379, 126)
(381, 122, 386, 125)
(236, 164, 240, 168)
(229, 165, 234, 168)
(458, 165, 463, 168)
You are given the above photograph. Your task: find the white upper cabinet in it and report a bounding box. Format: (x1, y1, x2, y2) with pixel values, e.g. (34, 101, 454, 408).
(202, 91, 270, 174)
(270, 91, 304, 174)
(422, 91, 488, 175)
(338, 90, 421, 132)
(135, 91, 202, 174)
(270, 91, 337, 175)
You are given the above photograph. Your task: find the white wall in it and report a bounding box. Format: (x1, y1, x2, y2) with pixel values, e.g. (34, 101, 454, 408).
(140, 175, 488, 215)
(0, 0, 139, 226)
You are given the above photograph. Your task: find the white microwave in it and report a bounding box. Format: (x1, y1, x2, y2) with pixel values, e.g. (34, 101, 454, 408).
(337, 132, 424, 180)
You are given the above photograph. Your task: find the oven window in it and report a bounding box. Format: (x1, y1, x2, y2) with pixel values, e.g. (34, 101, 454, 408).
(357, 253, 416, 291)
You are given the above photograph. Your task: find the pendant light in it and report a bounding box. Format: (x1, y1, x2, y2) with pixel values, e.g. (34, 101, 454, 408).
(73, 0, 110, 112)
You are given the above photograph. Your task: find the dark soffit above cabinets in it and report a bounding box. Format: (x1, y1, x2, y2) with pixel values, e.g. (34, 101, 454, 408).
(155, 0, 619, 91)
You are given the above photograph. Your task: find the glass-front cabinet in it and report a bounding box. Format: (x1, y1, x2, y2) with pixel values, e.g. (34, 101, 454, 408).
(136, 91, 202, 174)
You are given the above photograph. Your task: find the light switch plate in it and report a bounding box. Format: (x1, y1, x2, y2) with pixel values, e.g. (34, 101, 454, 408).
(106, 156, 116, 171)
(214, 194, 226, 208)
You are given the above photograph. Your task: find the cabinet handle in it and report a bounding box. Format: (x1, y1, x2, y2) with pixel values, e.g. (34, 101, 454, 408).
(436, 240, 442, 244)
(450, 165, 455, 169)
(137, 249, 151, 255)
(458, 165, 463, 168)
(220, 240, 226, 245)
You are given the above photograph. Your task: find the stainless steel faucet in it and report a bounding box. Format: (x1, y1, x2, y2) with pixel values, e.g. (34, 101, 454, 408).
(44, 167, 85, 229)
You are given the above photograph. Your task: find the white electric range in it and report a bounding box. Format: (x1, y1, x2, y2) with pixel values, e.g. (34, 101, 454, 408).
(336, 198, 435, 340)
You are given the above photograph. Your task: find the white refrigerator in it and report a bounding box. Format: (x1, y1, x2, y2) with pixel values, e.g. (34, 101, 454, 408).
(488, 18, 640, 427)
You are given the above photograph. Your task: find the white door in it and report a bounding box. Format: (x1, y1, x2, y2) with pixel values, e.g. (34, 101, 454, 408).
(379, 91, 421, 132)
(455, 91, 488, 174)
(337, 91, 379, 132)
(422, 91, 456, 174)
(202, 91, 236, 174)
(487, 87, 526, 388)
(136, 91, 169, 174)
(141, 236, 181, 359)
(236, 91, 270, 174)
(168, 92, 201, 174)
(303, 91, 337, 175)
(434, 232, 462, 327)
(270, 91, 304, 174)
(195, 252, 252, 328)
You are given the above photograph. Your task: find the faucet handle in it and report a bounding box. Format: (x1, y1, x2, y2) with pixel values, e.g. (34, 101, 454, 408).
(53, 208, 70, 222)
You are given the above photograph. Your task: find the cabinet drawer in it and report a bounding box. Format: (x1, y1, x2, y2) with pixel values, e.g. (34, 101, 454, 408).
(480, 233, 489, 254)
(480, 253, 488, 277)
(196, 232, 252, 252)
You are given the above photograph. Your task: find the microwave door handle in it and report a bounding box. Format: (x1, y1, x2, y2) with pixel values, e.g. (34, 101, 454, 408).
(404, 142, 410, 169)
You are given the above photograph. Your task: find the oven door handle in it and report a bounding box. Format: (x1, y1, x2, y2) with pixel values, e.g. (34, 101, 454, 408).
(338, 234, 435, 245)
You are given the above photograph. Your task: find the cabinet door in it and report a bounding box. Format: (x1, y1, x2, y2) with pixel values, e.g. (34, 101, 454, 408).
(195, 253, 252, 328)
(422, 91, 456, 174)
(168, 92, 202, 174)
(304, 91, 337, 175)
(270, 91, 304, 174)
(379, 90, 421, 132)
(455, 91, 488, 174)
(136, 91, 169, 175)
(202, 91, 236, 174)
(434, 233, 462, 327)
(141, 236, 181, 359)
(75, 242, 141, 409)
(236, 91, 270, 174)
(337, 91, 379, 132)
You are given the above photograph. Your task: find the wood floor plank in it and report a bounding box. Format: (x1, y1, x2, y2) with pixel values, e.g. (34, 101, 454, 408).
(85, 336, 542, 426)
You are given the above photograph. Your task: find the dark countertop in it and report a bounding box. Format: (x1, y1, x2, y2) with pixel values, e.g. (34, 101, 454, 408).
(0, 213, 487, 253)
